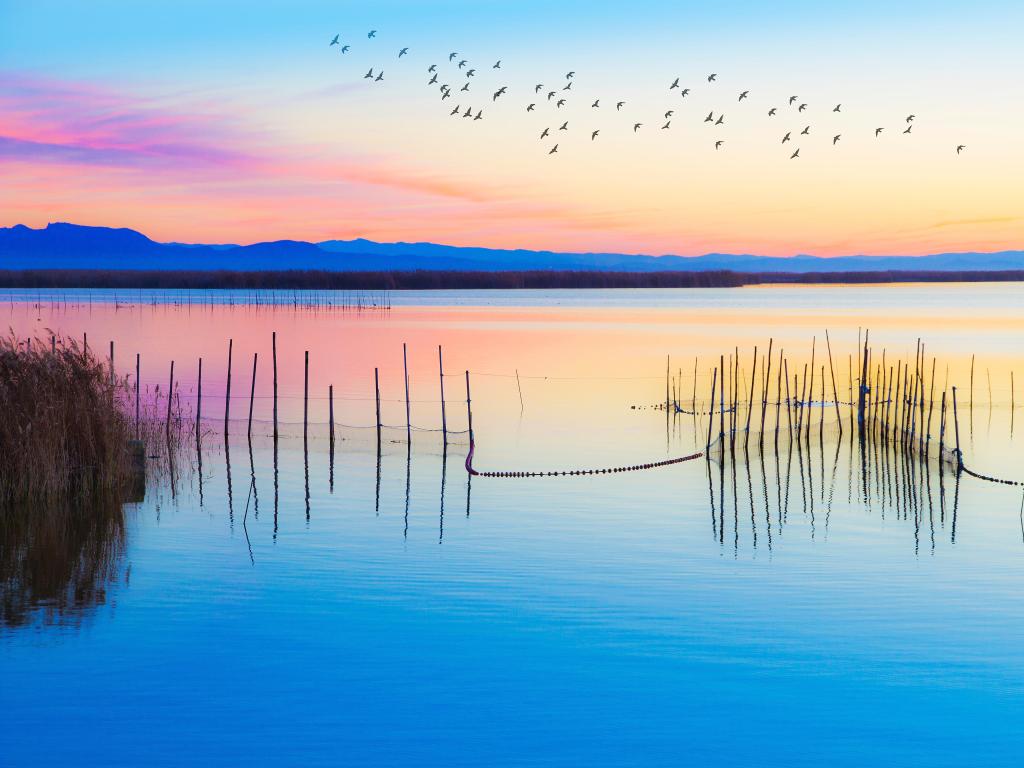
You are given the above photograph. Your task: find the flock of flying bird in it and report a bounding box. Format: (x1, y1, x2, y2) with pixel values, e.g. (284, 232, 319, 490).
(329, 30, 968, 159)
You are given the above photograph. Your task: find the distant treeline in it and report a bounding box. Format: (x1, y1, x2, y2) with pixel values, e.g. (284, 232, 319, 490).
(1, 268, 1023, 290)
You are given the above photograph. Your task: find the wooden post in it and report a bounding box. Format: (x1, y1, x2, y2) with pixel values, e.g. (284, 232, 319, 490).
(824, 330, 842, 432)
(760, 339, 773, 438)
(303, 350, 309, 440)
(135, 352, 140, 439)
(224, 338, 233, 435)
(951, 386, 963, 470)
(403, 343, 411, 443)
(465, 370, 474, 443)
(857, 330, 869, 435)
(374, 367, 382, 448)
(665, 355, 670, 412)
(272, 331, 278, 441)
(248, 352, 258, 440)
(110, 340, 115, 386)
(329, 384, 335, 446)
(166, 360, 174, 435)
(706, 366, 718, 453)
(969, 354, 975, 413)
(745, 347, 757, 446)
(439, 345, 448, 446)
(719, 355, 725, 440)
(939, 390, 947, 457)
(197, 357, 203, 439)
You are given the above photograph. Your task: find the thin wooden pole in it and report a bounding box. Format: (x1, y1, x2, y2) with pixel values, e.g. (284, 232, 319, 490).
(248, 352, 258, 439)
(403, 343, 411, 443)
(745, 346, 758, 444)
(329, 385, 335, 446)
(272, 331, 278, 441)
(824, 330, 842, 431)
(706, 366, 718, 452)
(166, 360, 174, 435)
(224, 339, 233, 435)
(516, 369, 524, 412)
(951, 386, 963, 470)
(110, 340, 115, 386)
(375, 367, 382, 447)
(719, 355, 725, 441)
(969, 354, 975, 413)
(465, 370, 474, 444)
(439, 345, 448, 445)
(135, 354, 141, 438)
(197, 358, 203, 439)
(760, 339, 773, 439)
(303, 350, 309, 440)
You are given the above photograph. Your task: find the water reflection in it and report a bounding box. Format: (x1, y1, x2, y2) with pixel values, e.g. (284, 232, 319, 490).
(0, 497, 126, 629)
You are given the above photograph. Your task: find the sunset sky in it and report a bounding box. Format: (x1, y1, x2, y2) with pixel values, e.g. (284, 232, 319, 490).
(2, 0, 1022, 257)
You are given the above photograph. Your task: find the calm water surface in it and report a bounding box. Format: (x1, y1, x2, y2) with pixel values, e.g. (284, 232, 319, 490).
(3, 285, 1024, 766)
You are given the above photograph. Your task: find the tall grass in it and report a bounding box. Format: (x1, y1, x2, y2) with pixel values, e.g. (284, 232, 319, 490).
(0, 334, 137, 503)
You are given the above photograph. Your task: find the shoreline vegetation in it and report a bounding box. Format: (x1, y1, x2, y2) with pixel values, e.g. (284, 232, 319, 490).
(2, 268, 1024, 291)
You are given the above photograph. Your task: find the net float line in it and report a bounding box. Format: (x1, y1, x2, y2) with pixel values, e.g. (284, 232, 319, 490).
(465, 439, 704, 478)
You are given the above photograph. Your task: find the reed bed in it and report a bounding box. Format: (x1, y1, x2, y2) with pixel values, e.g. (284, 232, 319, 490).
(0, 334, 186, 505)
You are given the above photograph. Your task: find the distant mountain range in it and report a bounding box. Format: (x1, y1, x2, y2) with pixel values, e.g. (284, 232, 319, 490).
(2, 222, 1024, 274)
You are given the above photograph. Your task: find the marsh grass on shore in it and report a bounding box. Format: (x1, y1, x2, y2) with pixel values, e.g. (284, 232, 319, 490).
(0, 333, 188, 505)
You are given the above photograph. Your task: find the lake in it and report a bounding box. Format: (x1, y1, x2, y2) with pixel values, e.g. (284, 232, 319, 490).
(3, 284, 1024, 766)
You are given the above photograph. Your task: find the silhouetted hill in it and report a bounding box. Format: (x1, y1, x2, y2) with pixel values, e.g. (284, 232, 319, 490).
(2, 222, 1023, 273)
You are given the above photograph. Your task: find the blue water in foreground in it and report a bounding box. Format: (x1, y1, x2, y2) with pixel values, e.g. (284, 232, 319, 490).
(3, 287, 1024, 766)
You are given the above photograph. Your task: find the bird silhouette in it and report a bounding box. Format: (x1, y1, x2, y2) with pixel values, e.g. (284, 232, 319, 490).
(956, 144, 966, 154)
(428, 64, 437, 73)
(739, 90, 749, 101)
(463, 106, 472, 117)
(458, 60, 467, 69)
(364, 68, 374, 79)
(449, 52, 457, 61)
(493, 87, 507, 100)
(535, 84, 543, 93)
(664, 110, 674, 118)
(715, 140, 724, 149)
(790, 148, 800, 159)
(556, 98, 566, 108)
(341, 45, 350, 53)
(527, 103, 536, 112)
(833, 104, 841, 112)
(493, 60, 502, 69)
(547, 91, 556, 100)
(875, 127, 884, 137)
(563, 82, 572, 91)
(399, 47, 408, 57)
(368, 30, 376, 38)
(592, 130, 600, 140)
(782, 132, 791, 143)
(460, 83, 470, 92)
(670, 78, 680, 89)
(680, 88, 690, 97)
(330, 35, 340, 46)
(634, 122, 642, 132)
(768, 107, 777, 116)
(592, 99, 600, 108)
(549, 144, 558, 154)
(428, 74, 438, 85)
(715, 114, 724, 125)
(466, 69, 476, 77)
(566, 71, 575, 79)
(906, 114, 915, 123)
(789, 96, 798, 105)
(662, 120, 671, 129)
(800, 125, 810, 135)
(616, 101, 625, 110)
(375, 71, 384, 82)
(441, 91, 450, 101)
(833, 134, 841, 145)
(450, 105, 460, 116)
(798, 103, 807, 112)
(541, 127, 550, 139)
(559, 121, 569, 130)
(474, 109, 483, 121)
(903, 125, 912, 134)
(704, 111, 714, 123)
(707, 73, 717, 82)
